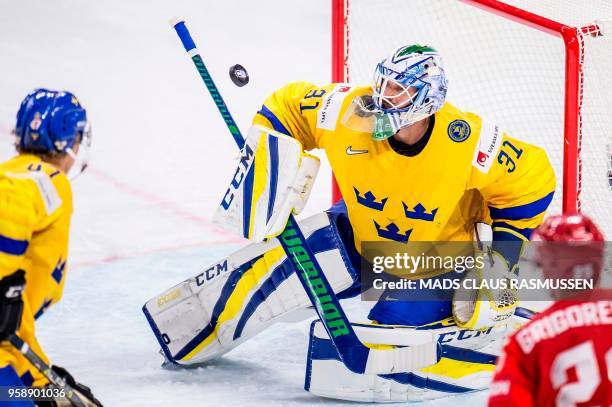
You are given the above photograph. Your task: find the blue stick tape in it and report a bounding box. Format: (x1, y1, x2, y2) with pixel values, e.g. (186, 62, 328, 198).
(173, 21, 197, 52)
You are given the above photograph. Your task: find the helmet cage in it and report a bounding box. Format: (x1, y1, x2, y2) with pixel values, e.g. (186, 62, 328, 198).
(370, 53, 446, 136)
(66, 120, 92, 180)
(372, 58, 434, 114)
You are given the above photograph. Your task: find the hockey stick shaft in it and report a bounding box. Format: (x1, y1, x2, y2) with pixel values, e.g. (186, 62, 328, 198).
(170, 18, 243, 149)
(7, 334, 87, 407)
(170, 18, 374, 373)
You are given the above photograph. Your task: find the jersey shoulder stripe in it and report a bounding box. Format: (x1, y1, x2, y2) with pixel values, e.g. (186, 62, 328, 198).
(258, 105, 291, 136)
(488, 191, 555, 221)
(0, 234, 29, 256)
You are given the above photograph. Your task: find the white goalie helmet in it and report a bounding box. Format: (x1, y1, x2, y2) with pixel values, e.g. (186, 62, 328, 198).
(343, 44, 448, 140)
(372, 44, 448, 139)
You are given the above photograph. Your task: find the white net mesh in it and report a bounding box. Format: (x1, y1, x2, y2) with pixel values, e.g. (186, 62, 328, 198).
(343, 0, 612, 238)
(580, 17, 612, 237)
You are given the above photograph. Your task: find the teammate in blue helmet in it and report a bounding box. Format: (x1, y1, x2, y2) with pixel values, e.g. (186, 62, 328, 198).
(14, 88, 91, 177)
(0, 89, 101, 406)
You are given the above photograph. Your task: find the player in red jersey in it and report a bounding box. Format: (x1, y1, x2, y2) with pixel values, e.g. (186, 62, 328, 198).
(488, 213, 611, 407)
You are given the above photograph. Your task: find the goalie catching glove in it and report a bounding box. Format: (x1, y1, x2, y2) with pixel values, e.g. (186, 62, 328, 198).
(213, 125, 320, 241)
(452, 249, 518, 330)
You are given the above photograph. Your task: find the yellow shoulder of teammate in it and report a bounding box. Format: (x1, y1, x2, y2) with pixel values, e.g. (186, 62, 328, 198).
(0, 153, 73, 387)
(0, 154, 72, 232)
(1, 155, 65, 274)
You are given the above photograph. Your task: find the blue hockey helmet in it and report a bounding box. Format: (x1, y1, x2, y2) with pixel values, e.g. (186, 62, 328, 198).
(14, 88, 89, 155)
(370, 44, 448, 140)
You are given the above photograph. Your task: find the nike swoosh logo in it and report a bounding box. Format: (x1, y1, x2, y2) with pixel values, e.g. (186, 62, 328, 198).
(346, 146, 369, 155)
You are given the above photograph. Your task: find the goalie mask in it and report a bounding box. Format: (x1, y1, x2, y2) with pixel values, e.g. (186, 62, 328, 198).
(343, 44, 448, 140)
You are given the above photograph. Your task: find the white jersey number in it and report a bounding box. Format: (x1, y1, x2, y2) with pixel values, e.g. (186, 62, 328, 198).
(550, 341, 611, 407)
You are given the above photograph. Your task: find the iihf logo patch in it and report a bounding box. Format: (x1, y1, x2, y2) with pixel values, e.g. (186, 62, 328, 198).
(448, 120, 471, 142)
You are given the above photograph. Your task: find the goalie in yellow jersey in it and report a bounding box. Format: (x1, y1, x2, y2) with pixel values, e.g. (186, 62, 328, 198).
(143, 44, 555, 402)
(252, 44, 555, 401)
(0, 89, 101, 406)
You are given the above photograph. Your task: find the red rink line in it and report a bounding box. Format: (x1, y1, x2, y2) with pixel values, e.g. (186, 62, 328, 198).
(1, 128, 233, 236)
(86, 166, 234, 235)
(77, 167, 246, 267)
(1, 125, 246, 266)
(71, 238, 243, 270)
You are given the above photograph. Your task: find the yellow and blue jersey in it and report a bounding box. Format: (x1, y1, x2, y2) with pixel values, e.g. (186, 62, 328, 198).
(0, 153, 72, 387)
(253, 82, 556, 275)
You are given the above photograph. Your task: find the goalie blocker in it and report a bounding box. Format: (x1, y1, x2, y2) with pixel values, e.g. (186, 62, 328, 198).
(213, 125, 320, 241)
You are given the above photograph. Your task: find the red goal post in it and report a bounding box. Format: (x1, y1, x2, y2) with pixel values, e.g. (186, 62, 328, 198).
(331, 0, 612, 237)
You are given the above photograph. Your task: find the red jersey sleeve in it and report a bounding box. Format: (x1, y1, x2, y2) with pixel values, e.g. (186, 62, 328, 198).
(490, 290, 612, 406)
(488, 336, 536, 407)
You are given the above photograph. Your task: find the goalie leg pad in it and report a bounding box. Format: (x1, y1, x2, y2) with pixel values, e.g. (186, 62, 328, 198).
(305, 312, 532, 402)
(143, 210, 358, 365)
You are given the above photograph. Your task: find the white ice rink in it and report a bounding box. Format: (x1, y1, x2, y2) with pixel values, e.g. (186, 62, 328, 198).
(0, 0, 495, 405)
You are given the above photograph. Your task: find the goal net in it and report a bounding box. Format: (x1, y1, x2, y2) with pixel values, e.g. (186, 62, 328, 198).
(332, 0, 612, 238)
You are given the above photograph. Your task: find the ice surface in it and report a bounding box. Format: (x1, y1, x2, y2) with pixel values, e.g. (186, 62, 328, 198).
(34, 246, 491, 406)
(0, 0, 491, 405)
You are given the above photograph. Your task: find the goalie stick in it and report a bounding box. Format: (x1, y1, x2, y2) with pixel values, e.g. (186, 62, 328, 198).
(7, 334, 90, 407)
(168, 18, 440, 374)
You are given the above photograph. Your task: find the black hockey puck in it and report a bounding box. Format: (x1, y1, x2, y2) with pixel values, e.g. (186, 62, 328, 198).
(229, 64, 249, 87)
